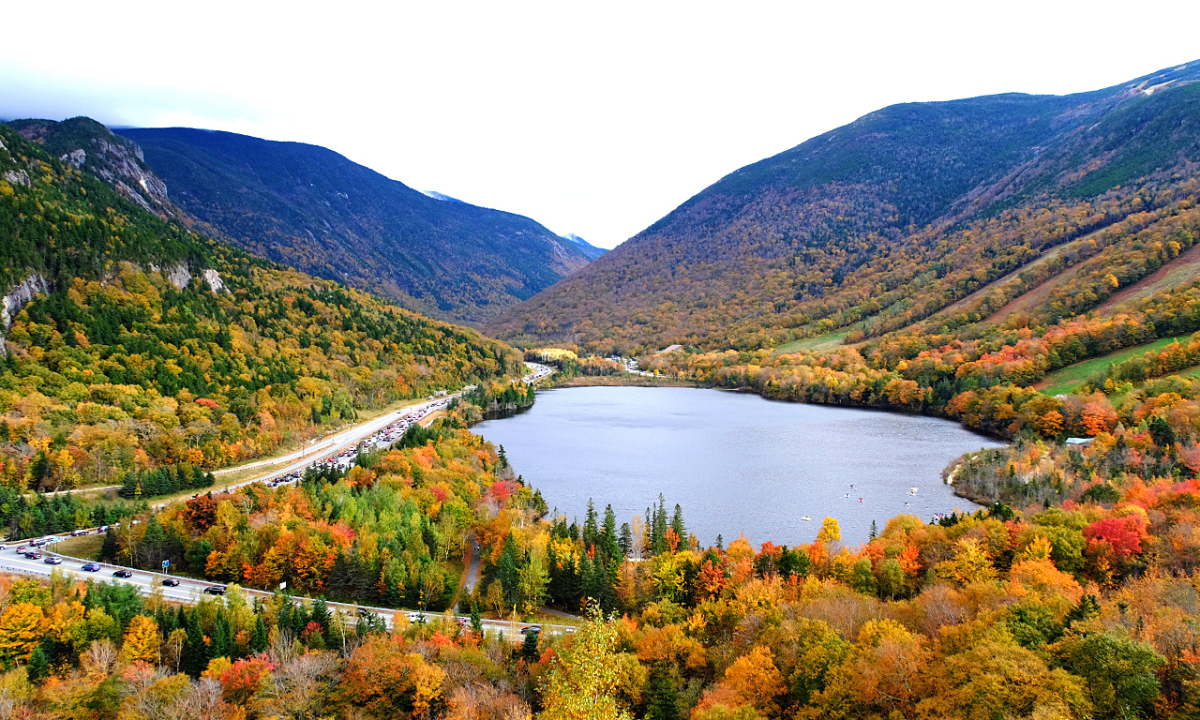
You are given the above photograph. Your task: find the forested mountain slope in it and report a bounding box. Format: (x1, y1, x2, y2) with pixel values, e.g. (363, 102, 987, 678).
(0, 123, 523, 490)
(104, 126, 598, 325)
(488, 61, 1200, 352)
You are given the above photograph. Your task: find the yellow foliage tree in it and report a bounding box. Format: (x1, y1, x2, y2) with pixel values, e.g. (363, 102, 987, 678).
(0, 602, 45, 664)
(119, 615, 161, 664)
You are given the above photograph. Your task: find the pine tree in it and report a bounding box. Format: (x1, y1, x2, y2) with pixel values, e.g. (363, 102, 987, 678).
(210, 612, 232, 659)
(670, 504, 687, 547)
(497, 534, 521, 607)
(183, 613, 208, 677)
(470, 602, 483, 635)
(26, 645, 50, 686)
(602, 505, 620, 559)
(619, 522, 633, 558)
(250, 614, 269, 653)
(311, 597, 331, 635)
(644, 665, 680, 720)
(100, 527, 118, 563)
(583, 499, 599, 547)
(521, 627, 540, 662)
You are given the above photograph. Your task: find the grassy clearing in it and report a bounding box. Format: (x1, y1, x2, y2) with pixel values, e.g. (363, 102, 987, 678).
(774, 331, 851, 355)
(1036, 337, 1187, 395)
(51, 533, 103, 560)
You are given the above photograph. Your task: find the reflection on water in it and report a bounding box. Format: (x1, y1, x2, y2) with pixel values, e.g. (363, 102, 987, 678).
(472, 386, 1005, 546)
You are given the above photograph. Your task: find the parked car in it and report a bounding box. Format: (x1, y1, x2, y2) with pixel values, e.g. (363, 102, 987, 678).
(203, 585, 226, 595)
(113, 569, 133, 578)
(162, 578, 180, 587)
(81, 563, 101, 572)
(43, 556, 62, 565)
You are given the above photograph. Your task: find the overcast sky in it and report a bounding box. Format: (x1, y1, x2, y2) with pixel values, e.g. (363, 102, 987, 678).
(3, 1, 1198, 249)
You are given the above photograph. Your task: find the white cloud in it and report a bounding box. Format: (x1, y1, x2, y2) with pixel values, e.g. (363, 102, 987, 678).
(3, 0, 1198, 248)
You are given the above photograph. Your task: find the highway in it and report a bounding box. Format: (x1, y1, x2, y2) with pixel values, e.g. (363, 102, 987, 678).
(0, 544, 568, 636)
(0, 362, 565, 635)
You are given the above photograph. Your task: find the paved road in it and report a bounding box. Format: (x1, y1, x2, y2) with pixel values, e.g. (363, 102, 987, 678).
(1, 364, 565, 635)
(213, 397, 450, 477)
(0, 546, 568, 636)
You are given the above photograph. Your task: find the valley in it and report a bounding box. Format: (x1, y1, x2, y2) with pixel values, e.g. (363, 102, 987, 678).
(3, 58, 1200, 720)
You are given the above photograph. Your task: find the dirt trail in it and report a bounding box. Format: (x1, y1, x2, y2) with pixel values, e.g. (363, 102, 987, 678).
(1095, 242, 1200, 313)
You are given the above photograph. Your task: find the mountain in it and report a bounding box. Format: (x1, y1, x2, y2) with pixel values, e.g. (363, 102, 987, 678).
(7, 121, 595, 326)
(0, 122, 523, 490)
(560, 233, 606, 261)
(486, 61, 1200, 352)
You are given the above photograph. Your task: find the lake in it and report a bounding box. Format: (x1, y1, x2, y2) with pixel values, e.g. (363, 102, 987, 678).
(471, 386, 1005, 547)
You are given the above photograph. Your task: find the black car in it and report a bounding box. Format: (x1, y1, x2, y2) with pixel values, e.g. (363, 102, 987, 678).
(203, 585, 226, 595)
(162, 578, 180, 587)
(113, 569, 133, 578)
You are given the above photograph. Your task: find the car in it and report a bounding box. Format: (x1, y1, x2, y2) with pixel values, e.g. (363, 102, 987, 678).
(81, 563, 101, 572)
(203, 585, 226, 595)
(407, 611, 426, 623)
(24, 552, 41, 560)
(43, 556, 62, 565)
(15, 546, 26, 553)
(70, 529, 89, 537)
(113, 569, 133, 578)
(162, 578, 180, 587)
(519, 624, 541, 636)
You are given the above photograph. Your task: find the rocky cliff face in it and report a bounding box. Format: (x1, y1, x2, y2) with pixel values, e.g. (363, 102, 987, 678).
(7, 117, 172, 214)
(0, 274, 48, 357)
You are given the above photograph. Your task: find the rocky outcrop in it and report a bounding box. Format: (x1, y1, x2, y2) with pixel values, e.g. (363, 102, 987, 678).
(202, 268, 227, 294)
(2, 169, 30, 187)
(89, 136, 169, 210)
(7, 118, 171, 212)
(1, 274, 49, 357)
(164, 262, 192, 290)
(60, 148, 86, 168)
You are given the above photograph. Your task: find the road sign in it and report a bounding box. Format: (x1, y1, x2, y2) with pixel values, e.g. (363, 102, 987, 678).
(280, 581, 287, 589)
(162, 560, 169, 570)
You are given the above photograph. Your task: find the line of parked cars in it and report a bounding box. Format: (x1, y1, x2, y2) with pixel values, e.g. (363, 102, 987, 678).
(265, 401, 448, 487)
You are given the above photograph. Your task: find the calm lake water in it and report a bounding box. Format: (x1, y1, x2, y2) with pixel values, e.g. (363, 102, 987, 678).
(471, 386, 1005, 547)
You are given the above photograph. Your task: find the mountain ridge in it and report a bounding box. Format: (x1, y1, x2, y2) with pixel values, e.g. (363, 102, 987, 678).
(486, 60, 1200, 352)
(3, 118, 598, 326)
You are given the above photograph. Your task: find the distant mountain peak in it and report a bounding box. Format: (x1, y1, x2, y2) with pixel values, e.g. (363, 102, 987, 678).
(559, 233, 606, 260)
(421, 190, 464, 203)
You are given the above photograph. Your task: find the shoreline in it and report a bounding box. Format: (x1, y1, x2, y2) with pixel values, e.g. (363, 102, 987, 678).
(524, 373, 1009, 507)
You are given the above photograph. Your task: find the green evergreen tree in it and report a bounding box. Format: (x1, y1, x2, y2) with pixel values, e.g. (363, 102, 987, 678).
(250, 614, 269, 653)
(100, 527, 118, 563)
(470, 601, 483, 636)
(521, 627, 540, 662)
(311, 597, 331, 635)
(497, 533, 521, 607)
(26, 645, 50, 686)
(644, 665, 680, 720)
